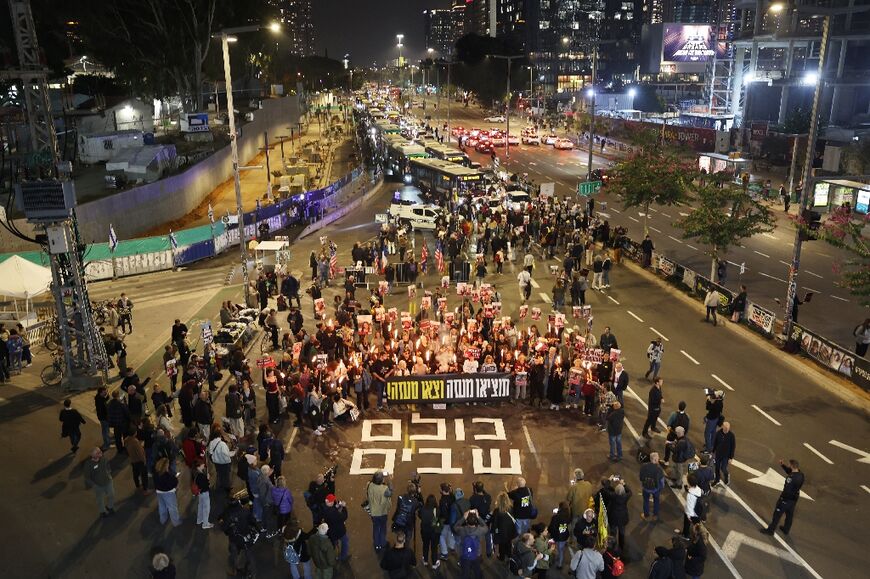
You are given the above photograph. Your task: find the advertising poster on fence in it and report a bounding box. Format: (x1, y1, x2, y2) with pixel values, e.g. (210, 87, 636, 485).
(682, 268, 696, 290)
(658, 255, 676, 276)
(794, 324, 856, 379)
(386, 372, 512, 403)
(746, 303, 775, 334)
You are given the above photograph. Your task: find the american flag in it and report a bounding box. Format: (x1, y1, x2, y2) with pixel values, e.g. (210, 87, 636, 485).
(380, 246, 389, 275)
(435, 240, 444, 273)
(420, 242, 428, 274)
(329, 242, 337, 279)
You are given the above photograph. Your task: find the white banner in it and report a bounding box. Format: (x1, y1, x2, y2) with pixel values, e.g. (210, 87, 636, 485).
(747, 302, 775, 334)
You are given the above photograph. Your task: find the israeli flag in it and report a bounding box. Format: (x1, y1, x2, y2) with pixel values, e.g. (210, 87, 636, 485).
(169, 229, 178, 250)
(109, 224, 118, 253)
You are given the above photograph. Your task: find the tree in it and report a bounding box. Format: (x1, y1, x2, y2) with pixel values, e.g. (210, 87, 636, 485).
(75, 0, 262, 110)
(608, 133, 694, 234)
(675, 175, 775, 279)
(843, 139, 870, 174)
(781, 106, 811, 135)
(812, 206, 870, 304)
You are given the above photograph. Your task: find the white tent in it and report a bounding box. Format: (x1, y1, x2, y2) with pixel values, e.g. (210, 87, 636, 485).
(0, 255, 52, 299)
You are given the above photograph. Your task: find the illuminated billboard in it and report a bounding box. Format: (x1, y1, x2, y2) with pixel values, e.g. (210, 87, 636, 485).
(662, 24, 717, 63)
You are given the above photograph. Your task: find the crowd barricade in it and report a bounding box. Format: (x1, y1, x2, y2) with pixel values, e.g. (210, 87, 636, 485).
(449, 261, 471, 283)
(0, 166, 367, 283)
(620, 235, 867, 391)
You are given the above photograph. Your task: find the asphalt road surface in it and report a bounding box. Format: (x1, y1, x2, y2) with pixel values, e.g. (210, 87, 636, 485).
(414, 98, 868, 350)
(0, 180, 868, 578)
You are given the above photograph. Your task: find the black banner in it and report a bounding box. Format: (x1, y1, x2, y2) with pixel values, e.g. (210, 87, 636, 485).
(386, 372, 512, 404)
(791, 323, 868, 390)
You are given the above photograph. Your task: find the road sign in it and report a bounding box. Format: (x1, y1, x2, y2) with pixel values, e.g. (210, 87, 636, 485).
(577, 180, 602, 196)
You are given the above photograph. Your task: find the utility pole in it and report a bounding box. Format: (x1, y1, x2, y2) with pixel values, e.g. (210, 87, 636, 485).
(586, 44, 597, 181)
(490, 54, 523, 158)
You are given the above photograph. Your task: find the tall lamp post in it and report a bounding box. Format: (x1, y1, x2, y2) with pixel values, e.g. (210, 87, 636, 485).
(396, 34, 404, 86)
(586, 43, 598, 181)
(489, 54, 523, 159)
(214, 22, 280, 305)
(777, 1, 870, 338)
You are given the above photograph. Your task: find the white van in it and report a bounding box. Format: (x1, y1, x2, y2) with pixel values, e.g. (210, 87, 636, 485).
(388, 203, 441, 230)
(506, 190, 531, 211)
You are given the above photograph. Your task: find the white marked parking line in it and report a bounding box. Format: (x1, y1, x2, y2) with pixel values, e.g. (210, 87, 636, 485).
(668, 235, 684, 244)
(607, 295, 620, 305)
(611, 208, 621, 213)
(649, 327, 669, 342)
(661, 212, 672, 218)
(627, 310, 644, 323)
(711, 374, 735, 391)
(680, 350, 700, 365)
(759, 272, 787, 283)
(530, 278, 540, 289)
(754, 250, 771, 258)
(540, 293, 552, 303)
(751, 404, 782, 426)
(686, 244, 698, 251)
(806, 271, 823, 278)
(650, 226, 662, 233)
(831, 295, 850, 302)
(802, 286, 821, 294)
(629, 216, 639, 222)
(862, 485, 870, 495)
(803, 443, 834, 464)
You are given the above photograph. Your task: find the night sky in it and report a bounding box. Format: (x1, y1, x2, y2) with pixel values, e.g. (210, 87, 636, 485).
(313, 0, 453, 66)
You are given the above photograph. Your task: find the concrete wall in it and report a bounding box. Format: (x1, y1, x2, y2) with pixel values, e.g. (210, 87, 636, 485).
(66, 95, 299, 245)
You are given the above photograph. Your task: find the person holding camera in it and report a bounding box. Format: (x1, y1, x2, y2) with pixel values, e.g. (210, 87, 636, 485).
(703, 390, 724, 453)
(366, 470, 394, 553)
(645, 337, 664, 380)
(322, 494, 350, 562)
(452, 509, 487, 578)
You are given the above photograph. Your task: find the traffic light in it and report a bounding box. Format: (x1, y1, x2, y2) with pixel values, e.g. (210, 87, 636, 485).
(799, 209, 822, 241)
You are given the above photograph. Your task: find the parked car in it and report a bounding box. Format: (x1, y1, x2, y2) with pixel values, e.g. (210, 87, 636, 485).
(521, 130, 541, 145)
(388, 203, 441, 230)
(543, 133, 558, 145)
(484, 115, 506, 123)
(554, 138, 574, 150)
(507, 134, 520, 145)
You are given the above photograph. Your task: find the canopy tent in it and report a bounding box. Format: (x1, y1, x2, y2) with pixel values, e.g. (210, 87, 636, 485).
(0, 255, 52, 299)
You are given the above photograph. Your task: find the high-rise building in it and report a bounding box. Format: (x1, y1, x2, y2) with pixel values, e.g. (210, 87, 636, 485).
(671, 0, 714, 24)
(424, 4, 465, 55)
(269, 0, 315, 57)
(464, 0, 496, 37)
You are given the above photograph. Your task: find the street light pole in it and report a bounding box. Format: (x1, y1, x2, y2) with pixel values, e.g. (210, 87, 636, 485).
(490, 54, 522, 159)
(586, 44, 598, 181)
(783, 13, 829, 338)
(221, 31, 250, 304)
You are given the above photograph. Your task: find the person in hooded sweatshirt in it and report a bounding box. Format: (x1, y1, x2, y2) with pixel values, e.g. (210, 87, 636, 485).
(648, 546, 674, 579)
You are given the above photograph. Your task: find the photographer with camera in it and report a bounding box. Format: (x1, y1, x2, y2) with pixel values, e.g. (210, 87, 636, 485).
(703, 389, 725, 453)
(452, 508, 487, 578)
(323, 494, 350, 562)
(306, 467, 336, 527)
(365, 470, 394, 553)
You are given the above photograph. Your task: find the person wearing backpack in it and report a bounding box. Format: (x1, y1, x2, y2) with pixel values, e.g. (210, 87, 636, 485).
(392, 483, 421, 546)
(663, 402, 690, 465)
(639, 452, 666, 521)
(282, 522, 313, 579)
(677, 473, 704, 539)
(669, 427, 694, 489)
(452, 509, 487, 578)
(437, 482, 457, 560)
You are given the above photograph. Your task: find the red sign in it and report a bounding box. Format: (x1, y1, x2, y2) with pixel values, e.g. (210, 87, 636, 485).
(256, 356, 276, 368)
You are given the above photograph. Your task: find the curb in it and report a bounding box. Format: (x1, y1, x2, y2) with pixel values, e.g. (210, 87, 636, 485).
(620, 258, 870, 413)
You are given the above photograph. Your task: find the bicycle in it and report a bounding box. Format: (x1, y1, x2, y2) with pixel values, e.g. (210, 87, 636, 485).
(41, 351, 64, 387)
(43, 317, 60, 352)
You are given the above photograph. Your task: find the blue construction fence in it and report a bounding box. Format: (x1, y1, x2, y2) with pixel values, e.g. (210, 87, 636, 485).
(0, 166, 366, 281)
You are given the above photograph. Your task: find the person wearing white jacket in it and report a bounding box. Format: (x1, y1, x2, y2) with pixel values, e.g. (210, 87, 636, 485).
(677, 473, 704, 539)
(704, 289, 721, 326)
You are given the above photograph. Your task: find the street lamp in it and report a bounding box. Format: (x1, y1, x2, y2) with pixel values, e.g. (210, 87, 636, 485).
(777, 1, 870, 338)
(628, 86, 637, 108)
(213, 22, 280, 305)
(489, 54, 524, 159)
(396, 34, 404, 75)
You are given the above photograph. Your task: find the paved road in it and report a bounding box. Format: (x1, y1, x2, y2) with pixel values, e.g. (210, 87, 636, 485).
(1, 180, 868, 578)
(415, 98, 868, 349)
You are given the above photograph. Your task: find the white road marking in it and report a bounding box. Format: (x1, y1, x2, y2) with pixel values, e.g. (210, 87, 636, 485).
(710, 374, 735, 391)
(627, 310, 644, 323)
(754, 250, 770, 258)
(556, 180, 568, 186)
(628, 216, 639, 222)
(680, 350, 700, 365)
(828, 439, 870, 464)
(686, 244, 698, 251)
(530, 278, 540, 289)
(739, 244, 747, 248)
(661, 212, 672, 218)
(668, 235, 684, 244)
(862, 485, 870, 495)
(649, 207, 658, 213)
(759, 272, 787, 283)
(522, 424, 541, 468)
(649, 327, 669, 342)
(830, 295, 850, 302)
(803, 442, 834, 464)
(679, 211, 689, 217)
(650, 226, 662, 233)
(607, 295, 620, 305)
(778, 260, 790, 266)
(762, 232, 778, 240)
(721, 531, 800, 565)
(638, 212, 647, 217)
(805, 270, 823, 278)
(611, 208, 621, 213)
(540, 293, 552, 303)
(751, 404, 782, 426)
(801, 286, 821, 294)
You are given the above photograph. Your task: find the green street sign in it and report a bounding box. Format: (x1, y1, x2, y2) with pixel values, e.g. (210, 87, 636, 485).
(577, 180, 603, 196)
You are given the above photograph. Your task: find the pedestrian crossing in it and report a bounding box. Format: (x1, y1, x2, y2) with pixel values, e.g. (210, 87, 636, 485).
(88, 268, 229, 308)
